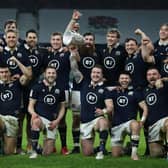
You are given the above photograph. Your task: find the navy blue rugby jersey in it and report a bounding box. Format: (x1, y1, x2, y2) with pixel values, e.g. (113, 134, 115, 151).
(143, 82, 168, 126)
(99, 44, 127, 86)
(43, 50, 70, 90)
(125, 52, 148, 89)
(73, 49, 101, 90)
(154, 53, 168, 77)
(79, 80, 111, 123)
(0, 46, 31, 76)
(29, 81, 65, 121)
(154, 40, 168, 56)
(0, 80, 22, 117)
(110, 87, 144, 127)
(22, 44, 46, 79)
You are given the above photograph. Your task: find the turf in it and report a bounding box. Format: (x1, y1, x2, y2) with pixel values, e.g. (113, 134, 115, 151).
(0, 110, 168, 168)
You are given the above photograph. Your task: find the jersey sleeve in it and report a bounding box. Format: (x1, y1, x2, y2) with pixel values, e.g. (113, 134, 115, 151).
(29, 84, 39, 100)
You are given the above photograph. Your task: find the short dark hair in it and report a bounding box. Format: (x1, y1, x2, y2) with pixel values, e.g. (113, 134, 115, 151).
(119, 71, 132, 78)
(4, 19, 17, 29)
(146, 66, 160, 73)
(83, 32, 95, 40)
(107, 28, 120, 39)
(45, 66, 57, 72)
(51, 32, 62, 40)
(124, 38, 138, 45)
(92, 64, 104, 75)
(26, 29, 38, 37)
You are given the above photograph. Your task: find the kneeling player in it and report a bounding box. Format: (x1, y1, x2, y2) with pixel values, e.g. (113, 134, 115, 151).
(28, 66, 65, 158)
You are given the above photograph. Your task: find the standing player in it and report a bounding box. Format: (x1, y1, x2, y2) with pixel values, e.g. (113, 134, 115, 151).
(0, 19, 24, 48)
(110, 71, 148, 160)
(43, 32, 70, 155)
(0, 29, 32, 80)
(18, 29, 46, 153)
(28, 66, 65, 158)
(144, 67, 168, 158)
(154, 23, 168, 56)
(99, 28, 127, 88)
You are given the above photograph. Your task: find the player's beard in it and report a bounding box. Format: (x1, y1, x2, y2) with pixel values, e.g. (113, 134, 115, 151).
(79, 44, 95, 56)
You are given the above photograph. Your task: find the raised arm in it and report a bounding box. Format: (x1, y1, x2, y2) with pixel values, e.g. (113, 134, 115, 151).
(135, 28, 155, 63)
(9, 56, 32, 85)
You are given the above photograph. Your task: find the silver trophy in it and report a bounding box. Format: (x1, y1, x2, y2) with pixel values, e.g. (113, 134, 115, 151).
(63, 30, 84, 46)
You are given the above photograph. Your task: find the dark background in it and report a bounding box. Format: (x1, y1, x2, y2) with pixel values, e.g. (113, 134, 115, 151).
(1, 0, 168, 10)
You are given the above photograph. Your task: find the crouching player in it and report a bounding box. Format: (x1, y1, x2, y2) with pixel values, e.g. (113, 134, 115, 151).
(0, 60, 30, 154)
(28, 66, 65, 158)
(72, 64, 113, 159)
(110, 71, 148, 160)
(144, 67, 168, 159)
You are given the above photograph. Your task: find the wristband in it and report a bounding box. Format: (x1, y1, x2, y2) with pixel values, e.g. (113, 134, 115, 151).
(102, 108, 108, 114)
(141, 116, 146, 122)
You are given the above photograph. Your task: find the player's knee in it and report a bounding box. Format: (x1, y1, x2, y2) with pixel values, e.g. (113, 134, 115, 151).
(0, 118, 5, 133)
(31, 118, 41, 129)
(164, 119, 168, 129)
(98, 118, 108, 129)
(149, 144, 164, 157)
(130, 121, 140, 131)
(82, 148, 93, 156)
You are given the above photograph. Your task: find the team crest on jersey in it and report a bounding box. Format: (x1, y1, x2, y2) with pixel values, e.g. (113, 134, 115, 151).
(0, 90, 13, 102)
(60, 53, 65, 57)
(146, 93, 157, 106)
(98, 88, 104, 94)
(8, 83, 14, 88)
(48, 60, 60, 70)
(104, 57, 116, 69)
(35, 50, 39, 55)
(44, 94, 56, 105)
(163, 63, 168, 73)
(17, 52, 22, 58)
(128, 91, 133, 96)
(29, 55, 38, 67)
(115, 51, 121, 56)
(7, 58, 18, 69)
(125, 63, 134, 74)
(42, 89, 45, 92)
(86, 92, 97, 104)
(83, 57, 95, 69)
(55, 89, 60, 94)
(166, 47, 168, 52)
(93, 52, 97, 57)
(117, 96, 128, 107)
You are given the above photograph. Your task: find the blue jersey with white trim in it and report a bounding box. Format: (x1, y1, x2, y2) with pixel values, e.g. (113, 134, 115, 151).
(100, 44, 127, 86)
(143, 82, 168, 126)
(43, 50, 70, 90)
(0, 80, 22, 117)
(110, 87, 144, 127)
(80, 80, 111, 123)
(0, 46, 31, 76)
(125, 52, 148, 89)
(30, 81, 65, 121)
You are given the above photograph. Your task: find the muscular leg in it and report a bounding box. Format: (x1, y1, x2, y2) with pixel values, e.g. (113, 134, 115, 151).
(43, 139, 55, 155)
(4, 136, 16, 155)
(130, 120, 140, 160)
(163, 119, 168, 158)
(112, 146, 123, 157)
(71, 113, 80, 153)
(58, 108, 69, 155)
(95, 118, 109, 153)
(81, 139, 94, 156)
(149, 142, 164, 157)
